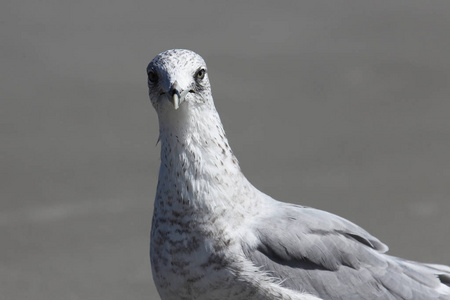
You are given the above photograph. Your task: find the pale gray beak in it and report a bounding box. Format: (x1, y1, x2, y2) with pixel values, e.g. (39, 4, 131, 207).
(169, 81, 191, 110)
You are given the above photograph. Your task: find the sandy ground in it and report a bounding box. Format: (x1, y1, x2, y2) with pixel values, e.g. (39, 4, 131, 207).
(2, 1, 450, 299)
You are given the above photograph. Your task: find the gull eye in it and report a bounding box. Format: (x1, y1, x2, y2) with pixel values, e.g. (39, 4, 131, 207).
(148, 71, 158, 83)
(195, 68, 206, 80)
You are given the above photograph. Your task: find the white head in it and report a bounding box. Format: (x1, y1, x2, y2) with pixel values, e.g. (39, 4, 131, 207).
(147, 49, 212, 113)
(148, 49, 242, 200)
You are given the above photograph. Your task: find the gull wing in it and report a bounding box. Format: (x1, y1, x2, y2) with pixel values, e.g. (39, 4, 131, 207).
(243, 202, 449, 299)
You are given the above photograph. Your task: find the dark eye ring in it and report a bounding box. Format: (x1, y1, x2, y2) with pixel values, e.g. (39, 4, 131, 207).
(196, 69, 206, 80)
(148, 71, 158, 83)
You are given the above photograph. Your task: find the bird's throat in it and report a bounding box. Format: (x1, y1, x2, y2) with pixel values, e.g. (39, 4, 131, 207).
(157, 108, 243, 212)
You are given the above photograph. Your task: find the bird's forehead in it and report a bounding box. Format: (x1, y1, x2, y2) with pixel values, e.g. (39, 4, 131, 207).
(149, 49, 206, 76)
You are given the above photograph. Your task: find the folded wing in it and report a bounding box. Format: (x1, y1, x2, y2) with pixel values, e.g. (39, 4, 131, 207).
(243, 202, 450, 299)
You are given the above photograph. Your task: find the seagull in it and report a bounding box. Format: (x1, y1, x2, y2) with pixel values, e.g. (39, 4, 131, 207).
(147, 49, 450, 300)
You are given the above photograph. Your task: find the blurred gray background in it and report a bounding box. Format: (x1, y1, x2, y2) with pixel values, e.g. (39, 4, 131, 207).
(2, 1, 450, 299)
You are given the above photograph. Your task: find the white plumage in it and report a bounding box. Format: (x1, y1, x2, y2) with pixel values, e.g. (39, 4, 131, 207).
(147, 49, 450, 300)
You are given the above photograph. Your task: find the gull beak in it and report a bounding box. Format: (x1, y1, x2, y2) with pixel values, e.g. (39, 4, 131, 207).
(169, 81, 191, 110)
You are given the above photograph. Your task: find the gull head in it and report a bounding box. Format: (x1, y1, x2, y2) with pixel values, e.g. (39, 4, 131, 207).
(147, 49, 211, 113)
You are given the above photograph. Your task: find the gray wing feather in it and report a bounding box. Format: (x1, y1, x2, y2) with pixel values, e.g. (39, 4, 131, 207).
(244, 203, 450, 299)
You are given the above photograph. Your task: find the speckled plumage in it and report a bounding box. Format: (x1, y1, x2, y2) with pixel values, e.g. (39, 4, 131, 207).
(147, 49, 450, 300)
